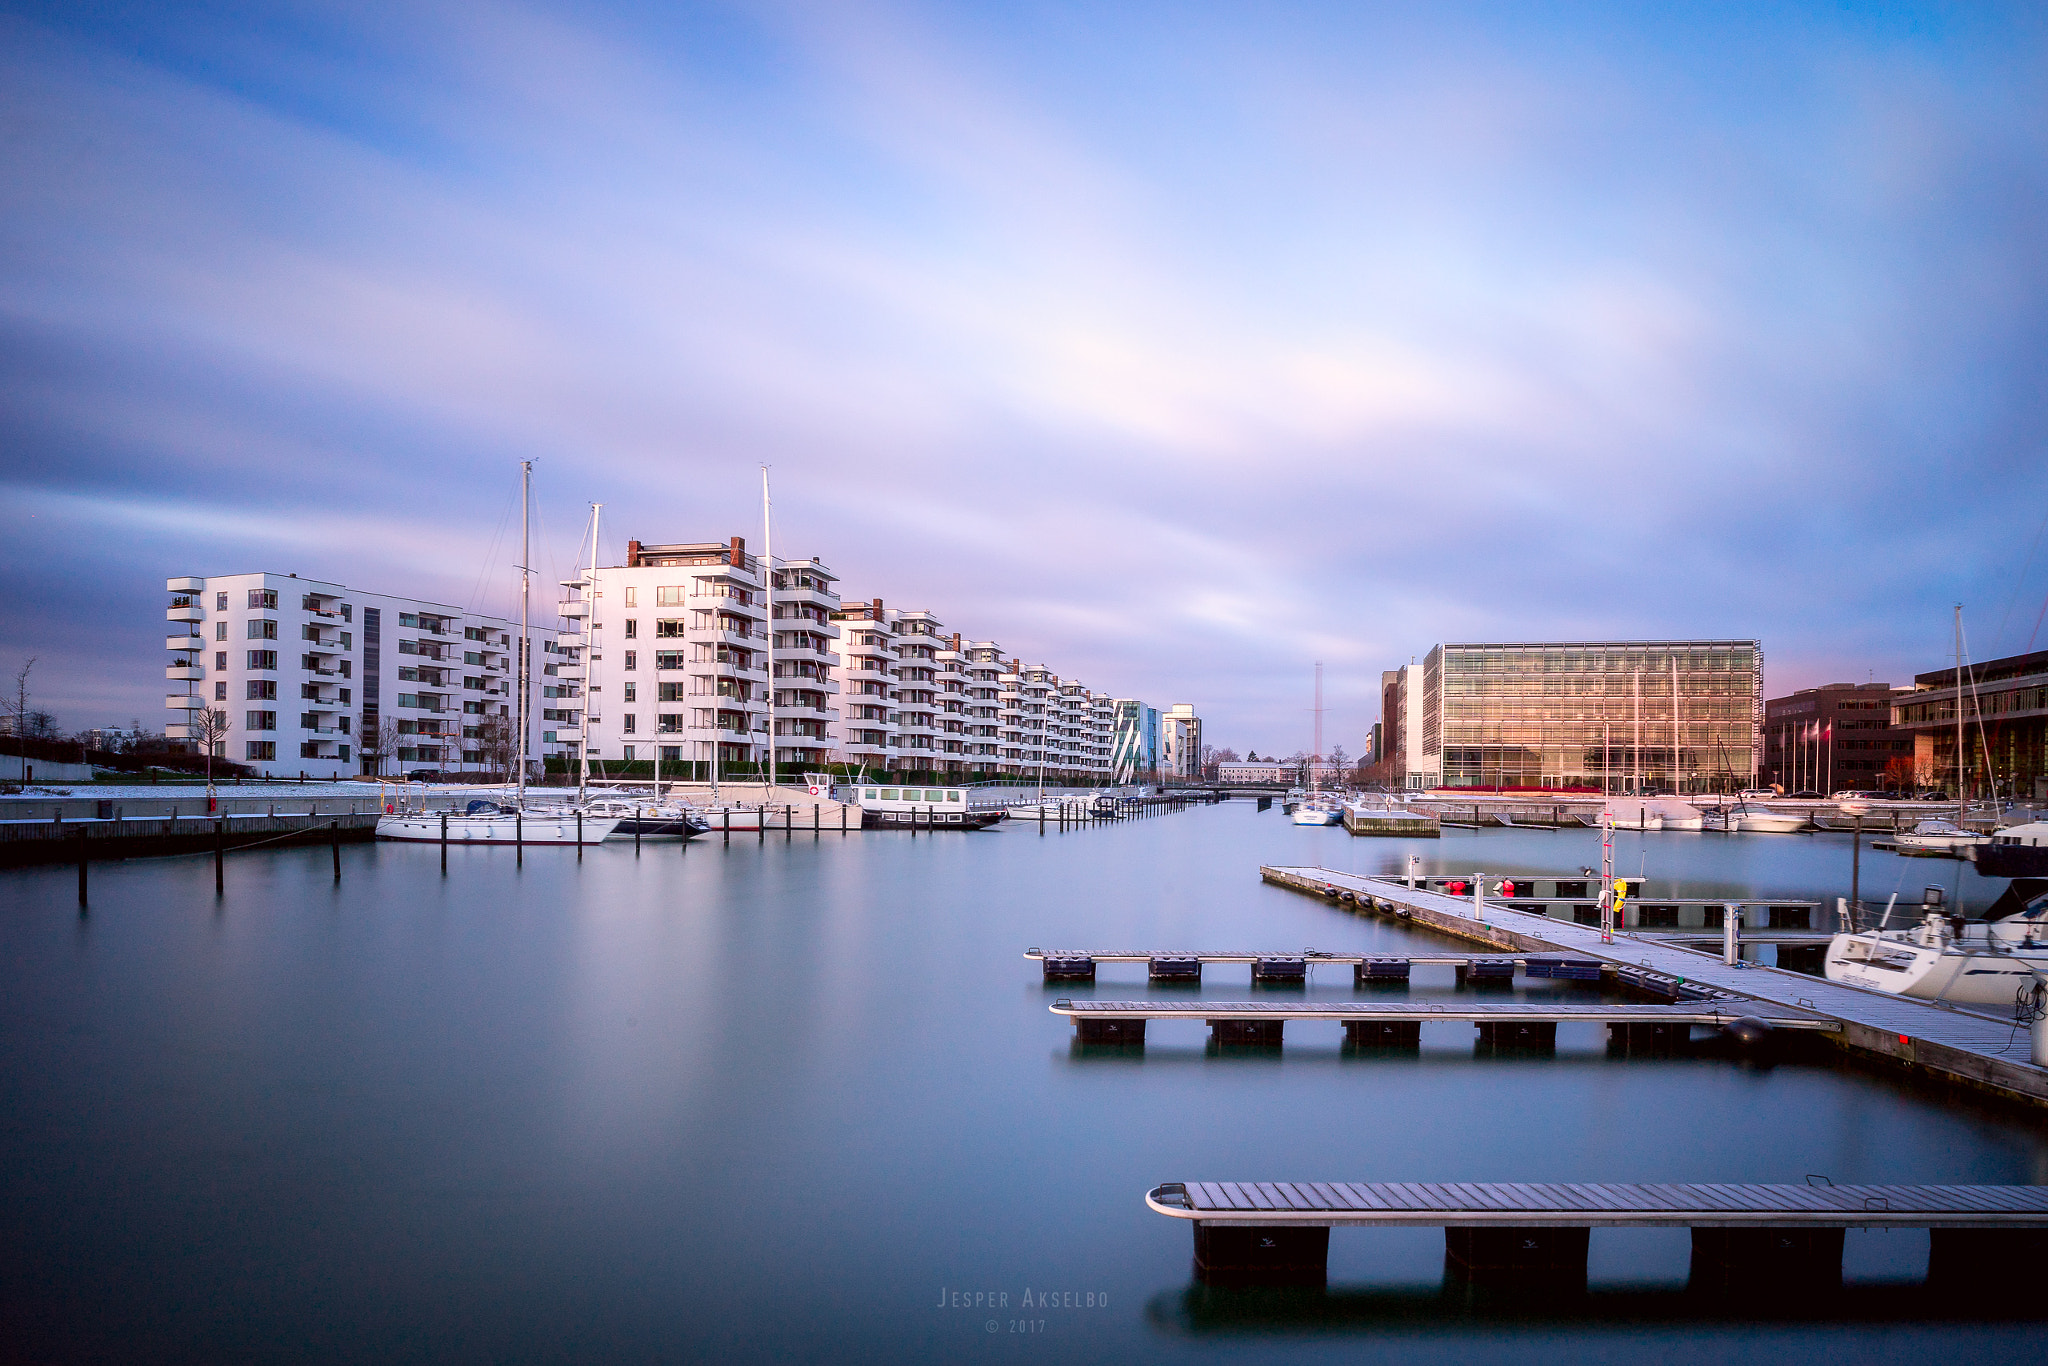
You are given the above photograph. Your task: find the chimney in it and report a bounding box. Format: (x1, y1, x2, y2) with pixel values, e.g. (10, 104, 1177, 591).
(951, 632, 961, 651)
(626, 539, 642, 567)
(872, 597, 883, 622)
(729, 535, 746, 567)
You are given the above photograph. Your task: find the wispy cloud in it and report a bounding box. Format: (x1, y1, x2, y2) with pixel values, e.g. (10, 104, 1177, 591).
(3, 1, 2047, 747)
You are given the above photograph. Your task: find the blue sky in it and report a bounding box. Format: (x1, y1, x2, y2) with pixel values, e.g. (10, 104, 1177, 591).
(3, 1, 2046, 756)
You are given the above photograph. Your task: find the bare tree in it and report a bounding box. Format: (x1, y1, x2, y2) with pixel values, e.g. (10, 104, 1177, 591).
(1325, 743, 1350, 783)
(478, 712, 516, 780)
(189, 706, 232, 792)
(3, 657, 33, 738)
(359, 717, 403, 777)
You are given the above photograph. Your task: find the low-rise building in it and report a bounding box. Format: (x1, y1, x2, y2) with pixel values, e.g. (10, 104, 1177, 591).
(1891, 650, 2048, 800)
(1160, 703, 1202, 779)
(1762, 682, 1910, 792)
(162, 572, 562, 779)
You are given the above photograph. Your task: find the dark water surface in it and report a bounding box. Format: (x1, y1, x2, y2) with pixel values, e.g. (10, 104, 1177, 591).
(2, 803, 2043, 1364)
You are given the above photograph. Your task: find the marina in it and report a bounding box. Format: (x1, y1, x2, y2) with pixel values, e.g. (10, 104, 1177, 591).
(6, 795, 2048, 1361)
(1260, 864, 2048, 1107)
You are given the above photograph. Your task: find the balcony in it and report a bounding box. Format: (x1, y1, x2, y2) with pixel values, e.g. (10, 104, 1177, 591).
(553, 727, 583, 742)
(166, 603, 204, 623)
(165, 694, 203, 710)
(555, 664, 586, 680)
(166, 576, 205, 593)
(165, 723, 196, 740)
(166, 634, 202, 651)
(559, 601, 589, 618)
(165, 665, 204, 681)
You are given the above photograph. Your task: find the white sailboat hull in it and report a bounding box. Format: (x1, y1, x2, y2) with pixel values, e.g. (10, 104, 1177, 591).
(376, 813, 620, 845)
(1824, 932, 2048, 1006)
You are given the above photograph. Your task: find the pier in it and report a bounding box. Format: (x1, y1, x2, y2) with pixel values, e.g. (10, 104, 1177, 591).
(1260, 864, 2048, 1108)
(1049, 997, 1831, 1049)
(0, 810, 379, 868)
(1145, 1180, 2048, 1286)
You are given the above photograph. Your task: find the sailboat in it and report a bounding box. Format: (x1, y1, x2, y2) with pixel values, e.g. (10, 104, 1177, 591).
(376, 463, 619, 847)
(1292, 662, 1342, 825)
(1825, 879, 2048, 1007)
(1896, 608, 1992, 857)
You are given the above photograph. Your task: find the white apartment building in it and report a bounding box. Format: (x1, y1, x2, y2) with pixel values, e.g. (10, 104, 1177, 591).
(162, 572, 562, 779)
(562, 538, 844, 777)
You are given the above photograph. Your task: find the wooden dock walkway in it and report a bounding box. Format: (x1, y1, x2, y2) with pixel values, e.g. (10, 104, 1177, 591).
(1260, 864, 2048, 1107)
(1146, 1179, 2048, 1285)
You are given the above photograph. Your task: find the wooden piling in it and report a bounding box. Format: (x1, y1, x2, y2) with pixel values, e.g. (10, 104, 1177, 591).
(576, 810, 583, 861)
(75, 829, 87, 907)
(440, 810, 448, 872)
(516, 811, 523, 865)
(331, 819, 341, 881)
(214, 819, 224, 894)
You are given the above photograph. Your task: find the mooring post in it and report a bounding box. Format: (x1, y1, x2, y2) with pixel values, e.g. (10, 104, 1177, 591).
(786, 803, 793, 841)
(1724, 903, 1740, 966)
(1039, 806, 1045, 836)
(214, 818, 225, 894)
(813, 803, 819, 837)
(840, 802, 847, 834)
(516, 811, 524, 866)
(331, 819, 341, 881)
(634, 806, 642, 854)
(76, 829, 87, 908)
(1851, 812, 1863, 915)
(1473, 873, 1484, 922)
(723, 808, 730, 845)
(440, 810, 448, 873)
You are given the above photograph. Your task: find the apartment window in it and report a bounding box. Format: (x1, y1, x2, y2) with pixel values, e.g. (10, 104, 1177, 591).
(624, 619, 638, 639)
(215, 622, 227, 641)
(301, 712, 320, 730)
(623, 714, 637, 733)
(399, 693, 419, 708)
(247, 589, 277, 610)
(655, 651, 685, 670)
(215, 592, 228, 610)
(656, 620, 685, 638)
(464, 676, 485, 690)
(246, 710, 276, 732)
(248, 619, 277, 640)
(464, 652, 482, 665)
(247, 680, 277, 701)
(656, 585, 685, 606)
(338, 659, 351, 678)
(622, 744, 637, 761)
(464, 700, 484, 715)
(624, 651, 637, 671)
(245, 741, 276, 761)
(215, 651, 228, 670)
(341, 605, 351, 623)
(302, 624, 321, 641)
(214, 681, 227, 701)
(658, 682, 686, 702)
(247, 650, 277, 670)
(623, 683, 637, 702)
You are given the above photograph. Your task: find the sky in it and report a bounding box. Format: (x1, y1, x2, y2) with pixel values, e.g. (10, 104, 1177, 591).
(3, 0, 2047, 757)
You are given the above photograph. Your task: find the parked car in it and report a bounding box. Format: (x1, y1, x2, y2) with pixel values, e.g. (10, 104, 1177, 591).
(1914, 789, 1950, 802)
(405, 769, 443, 782)
(1737, 788, 1777, 801)
(1830, 790, 1887, 801)
(1787, 790, 1824, 799)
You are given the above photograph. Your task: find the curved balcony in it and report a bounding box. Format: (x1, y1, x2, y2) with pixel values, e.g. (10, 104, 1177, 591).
(166, 604, 204, 623)
(165, 665, 204, 681)
(558, 601, 589, 619)
(166, 635, 202, 651)
(166, 576, 205, 593)
(165, 694, 203, 710)
(554, 664, 586, 680)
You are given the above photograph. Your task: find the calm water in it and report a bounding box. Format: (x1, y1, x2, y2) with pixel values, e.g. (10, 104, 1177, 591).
(2, 804, 2043, 1364)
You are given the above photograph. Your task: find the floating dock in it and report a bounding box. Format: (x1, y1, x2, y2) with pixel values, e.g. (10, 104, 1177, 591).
(1341, 806, 1441, 838)
(1145, 1180, 2048, 1285)
(1259, 864, 2048, 1108)
(1049, 998, 1831, 1049)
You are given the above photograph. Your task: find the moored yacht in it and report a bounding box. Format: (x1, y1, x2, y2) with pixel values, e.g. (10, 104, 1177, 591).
(1890, 818, 1990, 857)
(376, 798, 620, 845)
(1825, 881, 2048, 1006)
(846, 782, 1005, 829)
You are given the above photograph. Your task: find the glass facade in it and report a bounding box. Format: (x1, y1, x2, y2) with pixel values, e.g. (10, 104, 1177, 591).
(1422, 641, 1761, 792)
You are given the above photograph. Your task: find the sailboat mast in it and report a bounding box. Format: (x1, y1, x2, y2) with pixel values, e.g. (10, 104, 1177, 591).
(1312, 661, 1324, 797)
(1955, 604, 1966, 823)
(762, 466, 775, 798)
(578, 503, 601, 806)
(517, 460, 530, 806)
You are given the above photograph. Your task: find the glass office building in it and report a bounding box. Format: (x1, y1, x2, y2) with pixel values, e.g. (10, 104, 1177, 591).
(1419, 640, 1761, 793)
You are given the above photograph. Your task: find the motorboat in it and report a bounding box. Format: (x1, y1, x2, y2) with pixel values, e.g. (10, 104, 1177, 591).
(376, 798, 620, 845)
(1890, 818, 1990, 857)
(1825, 880, 2048, 1006)
(1973, 822, 2048, 877)
(578, 798, 709, 841)
(1728, 802, 1808, 834)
